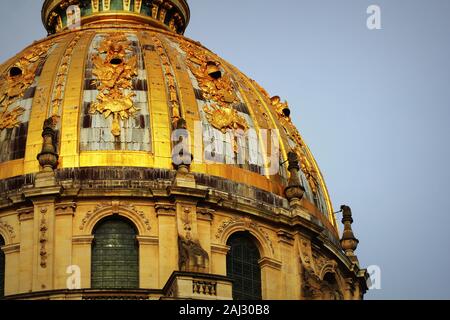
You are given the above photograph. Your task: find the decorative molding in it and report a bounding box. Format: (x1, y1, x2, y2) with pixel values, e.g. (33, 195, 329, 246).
(197, 207, 214, 222)
(39, 207, 48, 268)
(259, 257, 282, 271)
(55, 201, 77, 216)
(79, 202, 110, 230)
(155, 203, 176, 217)
(210, 244, 230, 255)
(136, 236, 159, 246)
(72, 235, 94, 245)
(215, 217, 240, 240)
(1, 243, 20, 254)
(215, 217, 275, 255)
(18, 207, 34, 222)
(79, 201, 151, 233)
(0, 219, 16, 240)
(277, 230, 295, 246)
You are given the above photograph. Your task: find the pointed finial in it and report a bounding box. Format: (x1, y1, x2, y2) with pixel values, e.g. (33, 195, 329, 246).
(340, 205, 360, 263)
(37, 117, 59, 172)
(284, 152, 305, 208)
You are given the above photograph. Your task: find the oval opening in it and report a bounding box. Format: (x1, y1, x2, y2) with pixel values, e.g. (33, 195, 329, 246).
(9, 66, 23, 77)
(283, 108, 291, 118)
(110, 58, 123, 65)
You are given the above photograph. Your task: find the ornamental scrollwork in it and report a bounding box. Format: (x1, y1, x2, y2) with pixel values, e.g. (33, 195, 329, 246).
(90, 33, 139, 137)
(215, 217, 275, 254)
(179, 41, 248, 133)
(0, 220, 16, 240)
(0, 42, 52, 130)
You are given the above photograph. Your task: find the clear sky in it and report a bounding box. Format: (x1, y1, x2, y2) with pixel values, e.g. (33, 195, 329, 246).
(1, 0, 450, 299)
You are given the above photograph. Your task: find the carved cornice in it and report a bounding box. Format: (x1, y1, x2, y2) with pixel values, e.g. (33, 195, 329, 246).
(136, 236, 159, 246)
(55, 201, 77, 216)
(1, 243, 20, 254)
(210, 244, 230, 255)
(72, 235, 94, 245)
(259, 257, 282, 271)
(155, 203, 176, 217)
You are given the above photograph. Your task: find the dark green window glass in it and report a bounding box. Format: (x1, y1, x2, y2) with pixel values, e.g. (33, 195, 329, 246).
(226, 232, 262, 300)
(91, 217, 139, 289)
(0, 235, 4, 298)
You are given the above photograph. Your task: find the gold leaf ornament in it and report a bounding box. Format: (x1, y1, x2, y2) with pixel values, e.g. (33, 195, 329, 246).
(0, 42, 51, 130)
(90, 33, 139, 137)
(179, 41, 248, 133)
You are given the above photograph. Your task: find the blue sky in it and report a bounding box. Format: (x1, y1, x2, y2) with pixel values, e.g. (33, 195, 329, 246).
(1, 0, 450, 299)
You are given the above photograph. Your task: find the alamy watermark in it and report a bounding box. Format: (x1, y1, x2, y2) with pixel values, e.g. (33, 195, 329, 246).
(367, 5, 382, 30)
(367, 265, 382, 290)
(66, 265, 81, 290)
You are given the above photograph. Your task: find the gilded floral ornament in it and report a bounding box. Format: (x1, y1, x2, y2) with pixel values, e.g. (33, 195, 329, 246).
(0, 42, 51, 130)
(90, 33, 139, 137)
(270, 96, 291, 119)
(179, 41, 248, 133)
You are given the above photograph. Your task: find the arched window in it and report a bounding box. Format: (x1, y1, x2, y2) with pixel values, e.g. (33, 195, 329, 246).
(0, 235, 5, 298)
(322, 273, 343, 300)
(91, 217, 139, 289)
(226, 232, 262, 300)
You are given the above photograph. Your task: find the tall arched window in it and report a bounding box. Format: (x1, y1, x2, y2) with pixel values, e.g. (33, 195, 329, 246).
(91, 217, 139, 289)
(322, 273, 343, 300)
(226, 232, 262, 300)
(0, 235, 5, 298)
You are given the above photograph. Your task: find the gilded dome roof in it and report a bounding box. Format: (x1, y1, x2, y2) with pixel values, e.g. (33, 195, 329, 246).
(0, 0, 337, 232)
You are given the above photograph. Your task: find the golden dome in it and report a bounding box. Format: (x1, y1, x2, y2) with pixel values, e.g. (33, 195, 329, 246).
(0, 0, 337, 232)
(0, 0, 369, 301)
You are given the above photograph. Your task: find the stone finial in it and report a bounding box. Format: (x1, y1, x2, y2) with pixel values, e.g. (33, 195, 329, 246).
(37, 117, 59, 172)
(284, 152, 305, 207)
(340, 205, 360, 263)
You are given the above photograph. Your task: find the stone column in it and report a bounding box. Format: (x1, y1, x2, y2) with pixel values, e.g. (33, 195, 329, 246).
(277, 230, 300, 300)
(136, 235, 159, 289)
(156, 203, 177, 287)
(72, 235, 94, 289)
(53, 201, 76, 290)
(31, 197, 56, 292)
(18, 208, 34, 293)
(259, 257, 282, 300)
(2, 243, 20, 295)
(210, 244, 230, 276)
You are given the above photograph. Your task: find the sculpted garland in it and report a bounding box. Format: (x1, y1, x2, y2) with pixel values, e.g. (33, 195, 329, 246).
(178, 40, 248, 134)
(0, 42, 52, 130)
(90, 33, 139, 137)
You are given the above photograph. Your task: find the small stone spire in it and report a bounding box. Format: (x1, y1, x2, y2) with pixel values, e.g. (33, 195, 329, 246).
(340, 205, 360, 264)
(284, 152, 305, 208)
(37, 117, 59, 172)
(34, 117, 59, 188)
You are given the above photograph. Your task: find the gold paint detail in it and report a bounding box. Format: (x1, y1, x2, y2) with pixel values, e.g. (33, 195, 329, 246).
(123, 0, 131, 11)
(92, 0, 99, 13)
(102, 0, 111, 11)
(134, 0, 142, 13)
(152, 35, 182, 128)
(178, 40, 248, 134)
(49, 34, 82, 121)
(0, 42, 52, 130)
(90, 33, 139, 137)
